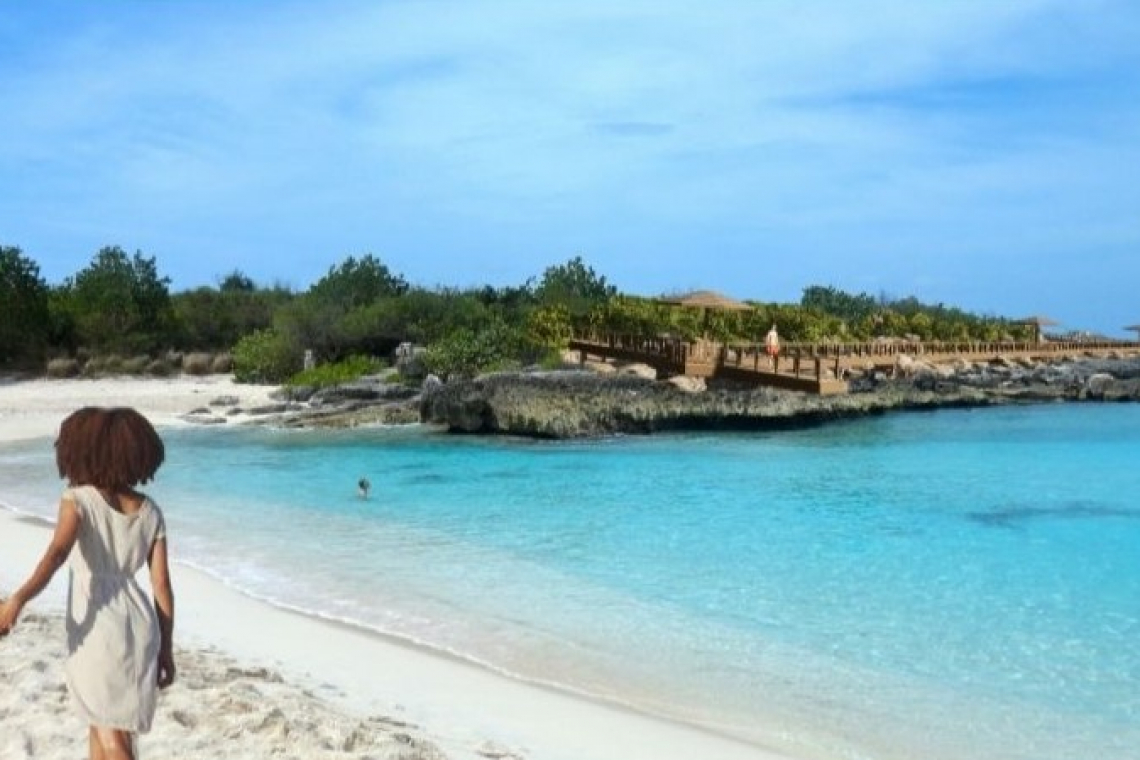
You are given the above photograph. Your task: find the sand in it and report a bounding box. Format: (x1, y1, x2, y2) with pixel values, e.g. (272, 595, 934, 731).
(0, 376, 793, 760)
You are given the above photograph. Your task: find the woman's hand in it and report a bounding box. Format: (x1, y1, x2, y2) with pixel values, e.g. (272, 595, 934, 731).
(157, 649, 176, 688)
(0, 596, 23, 637)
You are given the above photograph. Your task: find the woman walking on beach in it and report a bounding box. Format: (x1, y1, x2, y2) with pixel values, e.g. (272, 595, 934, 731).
(0, 407, 175, 760)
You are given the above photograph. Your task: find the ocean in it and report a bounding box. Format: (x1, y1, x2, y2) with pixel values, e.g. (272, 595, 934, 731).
(2, 403, 1138, 760)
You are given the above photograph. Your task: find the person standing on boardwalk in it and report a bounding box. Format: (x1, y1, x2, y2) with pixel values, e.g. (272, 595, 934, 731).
(0, 407, 176, 760)
(765, 324, 780, 370)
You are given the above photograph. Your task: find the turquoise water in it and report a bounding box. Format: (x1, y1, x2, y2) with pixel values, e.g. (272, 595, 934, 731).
(2, 404, 1139, 760)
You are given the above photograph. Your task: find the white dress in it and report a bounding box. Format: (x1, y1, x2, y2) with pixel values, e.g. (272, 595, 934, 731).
(63, 485, 166, 732)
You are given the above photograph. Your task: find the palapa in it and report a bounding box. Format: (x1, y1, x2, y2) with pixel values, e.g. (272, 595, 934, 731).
(1018, 315, 1060, 344)
(656, 290, 754, 312)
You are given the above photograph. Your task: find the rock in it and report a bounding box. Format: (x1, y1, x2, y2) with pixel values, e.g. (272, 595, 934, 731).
(181, 407, 226, 425)
(248, 403, 291, 415)
(666, 375, 706, 393)
(46, 357, 80, 378)
(394, 342, 428, 379)
(229, 354, 1140, 439)
(210, 395, 241, 407)
(418, 371, 995, 438)
(1086, 372, 1116, 396)
(584, 361, 616, 375)
(618, 363, 657, 380)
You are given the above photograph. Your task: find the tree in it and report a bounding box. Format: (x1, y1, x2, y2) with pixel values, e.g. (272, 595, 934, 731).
(533, 256, 617, 326)
(172, 276, 291, 350)
(800, 285, 877, 323)
(61, 247, 175, 353)
(231, 328, 302, 383)
(219, 269, 255, 293)
(0, 246, 51, 365)
(308, 254, 408, 308)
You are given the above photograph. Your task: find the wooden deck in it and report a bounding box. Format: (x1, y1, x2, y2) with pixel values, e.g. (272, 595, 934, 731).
(568, 335, 1140, 395)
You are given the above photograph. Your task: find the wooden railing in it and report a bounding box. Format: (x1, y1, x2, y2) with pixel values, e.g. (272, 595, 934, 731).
(569, 333, 1140, 395)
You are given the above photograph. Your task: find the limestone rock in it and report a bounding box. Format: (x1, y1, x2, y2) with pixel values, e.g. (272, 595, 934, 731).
(618, 363, 657, 380)
(666, 375, 706, 393)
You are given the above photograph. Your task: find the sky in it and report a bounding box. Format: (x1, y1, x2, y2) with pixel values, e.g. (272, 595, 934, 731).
(2, 1, 1138, 336)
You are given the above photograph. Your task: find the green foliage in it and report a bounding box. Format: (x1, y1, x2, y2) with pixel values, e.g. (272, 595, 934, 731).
(800, 285, 878, 324)
(590, 296, 672, 337)
(218, 269, 255, 293)
(172, 283, 292, 350)
(285, 354, 385, 389)
(423, 318, 534, 379)
(308, 254, 408, 308)
(232, 328, 301, 384)
(278, 254, 412, 361)
(0, 245, 51, 365)
(534, 255, 616, 327)
(1, 245, 1049, 378)
(526, 304, 573, 349)
(59, 247, 175, 353)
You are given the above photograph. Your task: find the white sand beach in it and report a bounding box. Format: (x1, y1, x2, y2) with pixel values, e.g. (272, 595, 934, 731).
(0, 377, 793, 760)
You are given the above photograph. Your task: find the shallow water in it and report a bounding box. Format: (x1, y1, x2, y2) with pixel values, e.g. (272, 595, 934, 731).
(2, 404, 1138, 760)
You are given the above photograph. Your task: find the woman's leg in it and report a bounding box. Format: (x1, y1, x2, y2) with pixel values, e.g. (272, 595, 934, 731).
(88, 728, 106, 760)
(90, 727, 136, 760)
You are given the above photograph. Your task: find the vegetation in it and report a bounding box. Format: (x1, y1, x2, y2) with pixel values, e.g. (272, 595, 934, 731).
(285, 354, 386, 389)
(1, 241, 1042, 380)
(1, 246, 51, 366)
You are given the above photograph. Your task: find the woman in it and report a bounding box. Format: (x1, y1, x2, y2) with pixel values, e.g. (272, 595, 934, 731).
(0, 407, 176, 760)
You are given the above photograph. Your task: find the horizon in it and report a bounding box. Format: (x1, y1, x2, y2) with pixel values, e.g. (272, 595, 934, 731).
(2, 2, 1138, 336)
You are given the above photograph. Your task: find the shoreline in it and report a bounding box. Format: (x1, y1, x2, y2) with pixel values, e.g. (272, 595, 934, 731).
(0, 376, 796, 760)
(0, 509, 791, 760)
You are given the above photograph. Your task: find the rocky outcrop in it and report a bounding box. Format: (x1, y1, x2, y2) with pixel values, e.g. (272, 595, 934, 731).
(417, 371, 992, 438)
(195, 355, 1140, 438)
(418, 357, 1140, 438)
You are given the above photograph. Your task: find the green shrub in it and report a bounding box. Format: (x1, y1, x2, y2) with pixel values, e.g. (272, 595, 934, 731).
(182, 352, 213, 375)
(423, 320, 534, 379)
(285, 354, 384, 389)
(211, 352, 234, 374)
(83, 354, 125, 376)
(46, 357, 80, 378)
(122, 355, 150, 374)
(146, 358, 174, 376)
(232, 329, 301, 384)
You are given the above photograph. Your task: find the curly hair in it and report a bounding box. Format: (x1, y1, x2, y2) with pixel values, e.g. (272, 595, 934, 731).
(55, 407, 165, 488)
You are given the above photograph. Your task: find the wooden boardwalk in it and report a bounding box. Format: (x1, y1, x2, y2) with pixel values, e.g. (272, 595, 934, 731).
(568, 335, 1140, 395)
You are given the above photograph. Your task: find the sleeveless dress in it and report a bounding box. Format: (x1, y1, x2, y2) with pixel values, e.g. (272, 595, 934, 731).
(63, 485, 166, 732)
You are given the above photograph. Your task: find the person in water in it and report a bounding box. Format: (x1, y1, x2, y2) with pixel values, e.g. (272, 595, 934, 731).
(358, 477, 371, 499)
(0, 407, 176, 760)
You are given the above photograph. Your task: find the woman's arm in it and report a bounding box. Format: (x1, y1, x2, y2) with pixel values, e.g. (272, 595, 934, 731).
(0, 497, 81, 636)
(148, 536, 176, 687)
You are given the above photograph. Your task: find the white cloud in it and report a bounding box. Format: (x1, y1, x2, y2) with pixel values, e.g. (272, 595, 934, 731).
(1, 0, 1138, 331)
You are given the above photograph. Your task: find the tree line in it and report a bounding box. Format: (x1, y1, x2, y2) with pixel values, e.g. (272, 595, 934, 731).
(1, 244, 1031, 382)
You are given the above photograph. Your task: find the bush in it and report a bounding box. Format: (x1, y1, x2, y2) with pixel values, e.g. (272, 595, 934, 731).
(285, 354, 385, 389)
(423, 320, 533, 380)
(146, 358, 174, 376)
(46, 357, 80, 378)
(121, 355, 150, 374)
(182, 352, 213, 376)
(83, 354, 125, 377)
(232, 329, 301, 384)
(211, 352, 234, 374)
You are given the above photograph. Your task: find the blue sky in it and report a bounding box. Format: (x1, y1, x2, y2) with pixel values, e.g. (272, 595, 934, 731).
(2, 1, 1138, 336)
